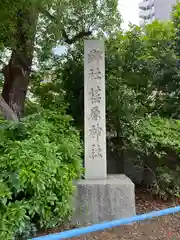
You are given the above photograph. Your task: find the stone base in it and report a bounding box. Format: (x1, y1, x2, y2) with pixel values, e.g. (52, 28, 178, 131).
(71, 174, 136, 225)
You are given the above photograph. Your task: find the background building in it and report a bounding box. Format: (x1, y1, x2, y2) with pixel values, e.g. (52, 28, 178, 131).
(139, 0, 177, 25)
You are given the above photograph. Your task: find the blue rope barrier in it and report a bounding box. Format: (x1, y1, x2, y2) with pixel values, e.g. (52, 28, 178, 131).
(32, 205, 180, 240)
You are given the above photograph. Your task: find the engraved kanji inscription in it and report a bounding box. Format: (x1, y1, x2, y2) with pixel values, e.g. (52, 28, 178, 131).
(91, 144, 103, 160)
(89, 123, 102, 141)
(88, 68, 103, 81)
(88, 49, 103, 64)
(89, 106, 101, 121)
(88, 86, 101, 104)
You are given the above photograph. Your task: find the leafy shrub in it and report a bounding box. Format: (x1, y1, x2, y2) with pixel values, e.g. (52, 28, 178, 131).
(150, 166, 180, 200)
(128, 116, 180, 199)
(0, 110, 82, 239)
(129, 116, 180, 158)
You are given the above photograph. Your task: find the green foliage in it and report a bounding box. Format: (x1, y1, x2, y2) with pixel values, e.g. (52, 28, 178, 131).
(131, 117, 180, 158)
(59, 47, 84, 128)
(58, 21, 179, 133)
(1, 3, 180, 237)
(0, 1, 122, 237)
(151, 166, 180, 200)
(30, 58, 68, 113)
(36, 0, 121, 60)
(129, 117, 180, 199)
(53, 20, 180, 199)
(105, 27, 148, 139)
(172, 0, 180, 58)
(0, 110, 82, 239)
(0, 0, 121, 60)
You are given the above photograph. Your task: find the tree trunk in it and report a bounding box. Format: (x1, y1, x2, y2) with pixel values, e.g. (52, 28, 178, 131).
(2, 52, 30, 118)
(0, 96, 18, 121)
(2, 7, 38, 118)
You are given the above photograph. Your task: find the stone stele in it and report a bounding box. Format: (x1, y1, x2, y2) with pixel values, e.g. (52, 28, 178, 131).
(71, 40, 136, 225)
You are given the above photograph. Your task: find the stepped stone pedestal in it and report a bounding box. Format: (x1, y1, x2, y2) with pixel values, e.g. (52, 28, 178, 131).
(71, 175, 136, 225)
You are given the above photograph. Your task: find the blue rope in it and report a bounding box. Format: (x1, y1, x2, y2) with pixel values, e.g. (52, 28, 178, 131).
(32, 206, 180, 240)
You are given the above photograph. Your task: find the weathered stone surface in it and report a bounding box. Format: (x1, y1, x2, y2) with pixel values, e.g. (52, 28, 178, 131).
(71, 174, 136, 225)
(84, 40, 106, 179)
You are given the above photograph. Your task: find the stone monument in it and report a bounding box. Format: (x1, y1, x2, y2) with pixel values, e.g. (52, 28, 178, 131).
(72, 40, 136, 225)
(84, 40, 106, 179)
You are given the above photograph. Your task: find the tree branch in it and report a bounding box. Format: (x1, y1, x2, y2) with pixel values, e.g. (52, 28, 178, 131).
(43, 10, 92, 44)
(43, 10, 57, 22)
(62, 29, 92, 44)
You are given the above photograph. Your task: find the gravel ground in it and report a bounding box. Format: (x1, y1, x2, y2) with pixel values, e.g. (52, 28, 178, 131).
(38, 189, 180, 240)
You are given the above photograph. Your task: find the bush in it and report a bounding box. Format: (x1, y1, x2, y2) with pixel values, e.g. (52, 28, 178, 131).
(128, 116, 180, 199)
(0, 110, 82, 239)
(150, 166, 180, 200)
(131, 116, 180, 158)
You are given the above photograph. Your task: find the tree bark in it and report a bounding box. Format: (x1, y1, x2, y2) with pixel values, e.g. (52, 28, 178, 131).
(2, 7, 38, 118)
(2, 52, 30, 118)
(0, 96, 18, 121)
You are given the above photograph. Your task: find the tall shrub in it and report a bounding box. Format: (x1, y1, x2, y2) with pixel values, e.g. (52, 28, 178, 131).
(0, 110, 82, 239)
